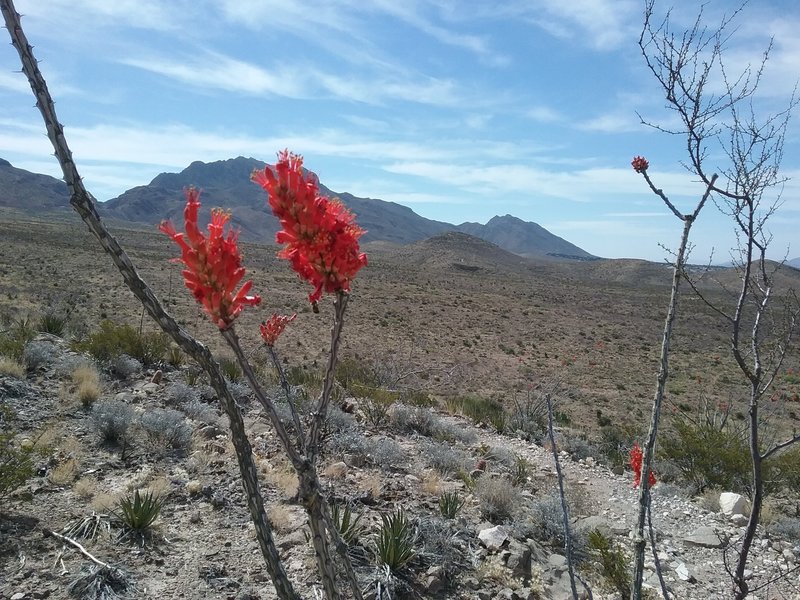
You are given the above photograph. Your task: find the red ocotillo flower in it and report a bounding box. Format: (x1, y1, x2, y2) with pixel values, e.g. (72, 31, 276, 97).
(630, 443, 657, 488)
(252, 150, 368, 307)
(259, 313, 296, 346)
(631, 155, 649, 173)
(159, 188, 261, 329)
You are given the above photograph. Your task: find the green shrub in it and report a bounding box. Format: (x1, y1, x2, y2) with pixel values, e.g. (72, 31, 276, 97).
(0, 431, 35, 501)
(37, 312, 68, 336)
(330, 502, 365, 546)
(659, 418, 751, 494)
(460, 396, 506, 432)
(73, 320, 169, 366)
(361, 395, 393, 427)
(218, 356, 242, 382)
(0, 316, 37, 361)
(335, 355, 379, 390)
(375, 509, 417, 572)
(115, 489, 162, 543)
(438, 491, 465, 519)
(588, 529, 631, 598)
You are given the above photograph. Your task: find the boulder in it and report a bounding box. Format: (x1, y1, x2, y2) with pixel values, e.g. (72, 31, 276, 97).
(719, 492, 748, 518)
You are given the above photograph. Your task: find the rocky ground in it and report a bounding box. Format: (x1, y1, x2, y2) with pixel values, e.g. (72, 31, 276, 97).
(1, 334, 799, 600)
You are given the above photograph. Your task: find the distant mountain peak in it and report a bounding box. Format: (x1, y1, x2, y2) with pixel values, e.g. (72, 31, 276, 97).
(2, 157, 596, 261)
(0, 158, 12, 167)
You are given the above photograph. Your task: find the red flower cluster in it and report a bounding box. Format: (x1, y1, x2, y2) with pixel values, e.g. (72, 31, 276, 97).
(259, 313, 296, 346)
(630, 443, 657, 488)
(252, 150, 368, 307)
(159, 188, 261, 329)
(631, 155, 649, 173)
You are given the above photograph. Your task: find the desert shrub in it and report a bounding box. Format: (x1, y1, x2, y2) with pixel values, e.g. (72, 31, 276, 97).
(460, 395, 506, 432)
(480, 444, 517, 469)
(140, 408, 191, 453)
(367, 437, 406, 471)
(659, 418, 751, 495)
(400, 388, 436, 408)
(335, 355, 379, 390)
(182, 398, 217, 424)
(110, 354, 142, 379)
(417, 516, 467, 583)
(0, 316, 37, 361)
(228, 381, 252, 404)
(23, 340, 56, 372)
(560, 433, 596, 461)
(375, 509, 417, 572)
(166, 344, 184, 368)
(73, 320, 169, 366)
(588, 529, 631, 598)
(330, 502, 365, 546)
(328, 428, 369, 461)
(91, 399, 136, 447)
(597, 423, 639, 468)
(511, 455, 530, 486)
(286, 365, 322, 389)
(218, 356, 242, 382)
(768, 516, 800, 541)
(72, 364, 102, 407)
(361, 396, 393, 427)
(507, 390, 549, 439)
(0, 430, 35, 501)
(475, 476, 521, 523)
(37, 312, 68, 337)
(326, 405, 357, 432)
(432, 419, 477, 444)
(438, 491, 465, 519)
(528, 490, 585, 552)
(0, 356, 25, 379)
(390, 403, 440, 437)
(167, 382, 198, 407)
(764, 446, 800, 494)
(422, 439, 468, 477)
(115, 489, 162, 543)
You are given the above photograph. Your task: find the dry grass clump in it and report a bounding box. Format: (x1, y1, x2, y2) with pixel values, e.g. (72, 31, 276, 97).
(48, 457, 79, 485)
(0, 356, 25, 378)
(71, 364, 102, 407)
(262, 466, 299, 498)
(421, 471, 443, 495)
(266, 503, 294, 533)
(73, 477, 97, 499)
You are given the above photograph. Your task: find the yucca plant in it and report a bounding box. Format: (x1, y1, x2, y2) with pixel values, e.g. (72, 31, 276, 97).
(511, 454, 530, 486)
(438, 491, 465, 519)
(330, 502, 365, 546)
(375, 509, 417, 572)
(115, 490, 162, 543)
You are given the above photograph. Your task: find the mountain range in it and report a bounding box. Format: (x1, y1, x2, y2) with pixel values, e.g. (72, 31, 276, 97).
(4, 156, 799, 268)
(0, 156, 595, 260)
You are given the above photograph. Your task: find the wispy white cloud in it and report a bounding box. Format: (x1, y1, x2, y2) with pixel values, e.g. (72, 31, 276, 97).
(498, 0, 639, 51)
(526, 105, 563, 124)
(120, 52, 307, 97)
(0, 71, 30, 94)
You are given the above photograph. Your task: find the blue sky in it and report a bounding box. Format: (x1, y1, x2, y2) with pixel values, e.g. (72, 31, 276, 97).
(1, 0, 799, 261)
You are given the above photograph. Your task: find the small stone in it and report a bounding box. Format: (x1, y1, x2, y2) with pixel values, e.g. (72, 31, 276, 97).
(11, 593, 26, 600)
(150, 369, 163, 384)
(730, 514, 748, 526)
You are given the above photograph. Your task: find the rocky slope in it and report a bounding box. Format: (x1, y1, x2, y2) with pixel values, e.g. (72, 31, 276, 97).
(1, 335, 798, 600)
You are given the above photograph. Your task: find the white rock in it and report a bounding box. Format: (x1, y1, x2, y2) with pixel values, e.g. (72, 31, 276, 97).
(719, 492, 748, 517)
(478, 525, 508, 550)
(675, 562, 691, 581)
